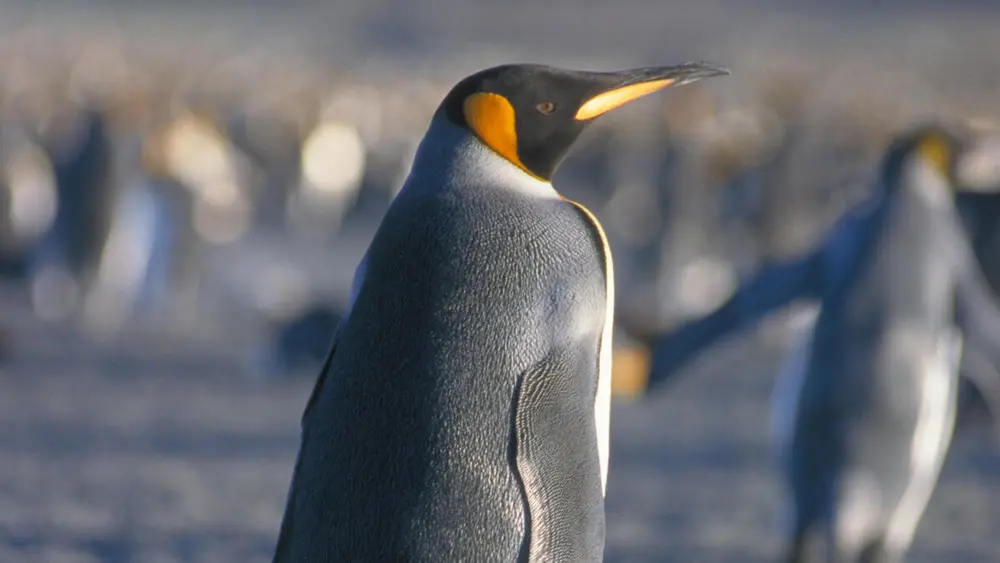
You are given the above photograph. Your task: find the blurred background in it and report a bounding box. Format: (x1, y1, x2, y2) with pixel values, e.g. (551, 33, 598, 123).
(2, 1, 1000, 561)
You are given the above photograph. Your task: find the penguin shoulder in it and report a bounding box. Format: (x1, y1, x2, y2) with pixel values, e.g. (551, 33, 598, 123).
(402, 115, 560, 202)
(818, 197, 881, 289)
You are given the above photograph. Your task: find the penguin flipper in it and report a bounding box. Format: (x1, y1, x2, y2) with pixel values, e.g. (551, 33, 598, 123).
(300, 326, 341, 426)
(514, 352, 605, 562)
(646, 252, 822, 390)
(272, 329, 341, 563)
(956, 272, 1000, 354)
(297, 250, 363, 427)
(272, 252, 364, 561)
(957, 345, 1000, 440)
(271, 438, 306, 563)
(954, 257, 1000, 441)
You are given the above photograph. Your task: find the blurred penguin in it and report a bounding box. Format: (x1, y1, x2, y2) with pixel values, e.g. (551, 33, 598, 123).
(627, 122, 1000, 563)
(158, 108, 256, 247)
(26, 101, 115, 322)
(954, 144, 1000, 426)
(78, 123, 197, 335)
(286, 115, 367, 237)
(225, 106, 304, 233)
(0, 123, 58, 280)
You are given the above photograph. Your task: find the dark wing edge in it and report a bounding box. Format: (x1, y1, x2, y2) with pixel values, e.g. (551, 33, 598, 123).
(271, 327, 341, 563)
(302, 325, 342, 426)
(513, 352, 605, 563)
(273, 250, 367, 561)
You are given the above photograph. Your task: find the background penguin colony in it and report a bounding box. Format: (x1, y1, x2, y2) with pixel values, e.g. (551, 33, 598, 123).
(4, 3, 1000, 562)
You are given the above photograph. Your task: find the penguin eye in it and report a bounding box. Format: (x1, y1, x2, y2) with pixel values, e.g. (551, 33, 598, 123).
(536, 101, 557, 115)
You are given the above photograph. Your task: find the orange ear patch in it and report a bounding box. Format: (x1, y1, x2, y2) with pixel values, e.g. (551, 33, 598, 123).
(463, 92, 538, 178)
(917, 133, 951, 177)
(575, 79, 676, 121)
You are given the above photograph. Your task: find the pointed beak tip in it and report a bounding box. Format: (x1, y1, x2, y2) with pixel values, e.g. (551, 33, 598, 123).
(573, 61, 731, 120)
(628, 61, 730, 87)
(683, 61, 732, 78)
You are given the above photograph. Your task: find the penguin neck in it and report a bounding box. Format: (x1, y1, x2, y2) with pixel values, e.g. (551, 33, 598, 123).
(889, 156, 953, 212)
(401, 114, 560, 199)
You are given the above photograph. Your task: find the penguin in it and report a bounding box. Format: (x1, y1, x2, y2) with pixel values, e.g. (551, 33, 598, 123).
(271, 61, 730, 563)
(27, 102, 115, 322)
(627, 123, 1000, 563)
(286, 116, 367, 237)
(0, 124, 58, 281)
(79, 128, 190, 335)
(952, 188, 1000, 426)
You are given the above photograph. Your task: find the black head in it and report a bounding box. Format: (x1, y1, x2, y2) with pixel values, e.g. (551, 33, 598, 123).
(436, 62, 730, 181)
(879, 121, 969, 190)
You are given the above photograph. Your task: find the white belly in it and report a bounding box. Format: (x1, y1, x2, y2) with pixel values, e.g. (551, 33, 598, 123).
(770, 320, 964, 553)
(884, 328, 962, 552)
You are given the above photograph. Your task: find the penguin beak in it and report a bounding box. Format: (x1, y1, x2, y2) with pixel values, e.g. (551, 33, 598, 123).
(574, 61, 730, 121)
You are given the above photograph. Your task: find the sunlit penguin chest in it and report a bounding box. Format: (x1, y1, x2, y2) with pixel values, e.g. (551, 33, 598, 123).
(818, 194, 960, 350)
(395, 183, 607, 340)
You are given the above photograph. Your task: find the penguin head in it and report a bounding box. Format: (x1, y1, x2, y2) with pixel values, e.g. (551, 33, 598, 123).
(879, 123, 967, 191)
(879, 121, 1000, 195)
(436, 62, 730, 181)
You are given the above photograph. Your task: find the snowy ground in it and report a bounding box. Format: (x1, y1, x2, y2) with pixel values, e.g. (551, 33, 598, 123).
(2, 294, 1000, 563)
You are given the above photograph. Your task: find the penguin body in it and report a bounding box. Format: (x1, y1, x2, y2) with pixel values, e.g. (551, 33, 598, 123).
(272, 62, 729, 562)
(27, 105, 115, 321)
(34, 105, 114, 281)
(634, 124, 1000, 563)
(281, 117, 608, 562)
(776, 147, 974, 563)
(80, 172, 179, 331)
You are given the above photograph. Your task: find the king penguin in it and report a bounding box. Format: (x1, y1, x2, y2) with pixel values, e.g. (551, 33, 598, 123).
(630, 123, 1000, 563)
(271, 61, 730, 563)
